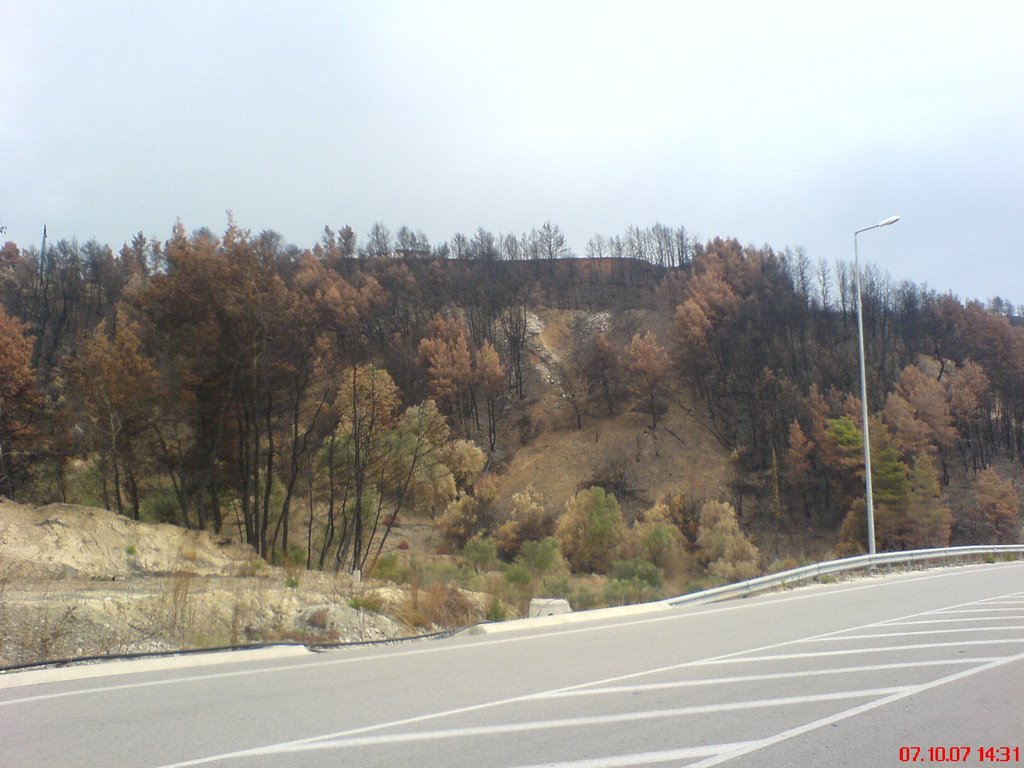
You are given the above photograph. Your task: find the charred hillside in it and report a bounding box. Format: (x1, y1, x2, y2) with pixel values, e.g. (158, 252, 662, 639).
(0, 223, 1021, 585)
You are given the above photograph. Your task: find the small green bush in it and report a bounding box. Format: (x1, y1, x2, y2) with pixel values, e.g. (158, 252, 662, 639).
(485, 596, 508, 622)
(140, 486, 181, 525)
(556, 487, 626, 574)
(572, 586, 600, 610)
(516, 538, 563, 576)
(371, 552, 406, 583)
(604, 578, 661, 606)
(462, 536, 498, 574)
(540, 574, 572, 600)
(288, 547, 307, 568)
(349, 594, 383, 612)
(504, 564, 532, 588)
(610, 558, 663, 588)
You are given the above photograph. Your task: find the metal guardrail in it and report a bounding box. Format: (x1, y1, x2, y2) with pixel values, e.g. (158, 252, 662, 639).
(664, 545, 1024, 608)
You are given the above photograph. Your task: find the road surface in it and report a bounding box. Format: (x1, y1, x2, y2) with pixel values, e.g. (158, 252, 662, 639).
(2, 562, 1023, 767)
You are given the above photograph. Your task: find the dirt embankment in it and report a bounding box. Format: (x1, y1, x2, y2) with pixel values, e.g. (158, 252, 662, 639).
(0, 499, 421, 668)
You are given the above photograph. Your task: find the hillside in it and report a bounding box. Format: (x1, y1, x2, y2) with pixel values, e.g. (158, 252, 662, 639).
(492, 308, 733, 519)
(2, 228, 1023, 667)
(0, 305, 751, 668)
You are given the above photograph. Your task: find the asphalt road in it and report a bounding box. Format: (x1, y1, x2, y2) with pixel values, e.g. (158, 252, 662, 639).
(2, 562, 1023, 768)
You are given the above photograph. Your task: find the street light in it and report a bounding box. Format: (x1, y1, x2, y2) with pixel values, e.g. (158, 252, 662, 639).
(853, 214, 900, 556)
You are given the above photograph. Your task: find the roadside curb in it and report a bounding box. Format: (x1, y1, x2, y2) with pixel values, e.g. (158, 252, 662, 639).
(472, 600, 674, 634)
(0, 643, 313, 689)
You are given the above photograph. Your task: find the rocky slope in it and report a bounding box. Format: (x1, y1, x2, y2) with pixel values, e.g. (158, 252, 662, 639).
(0, 499, 423, 667)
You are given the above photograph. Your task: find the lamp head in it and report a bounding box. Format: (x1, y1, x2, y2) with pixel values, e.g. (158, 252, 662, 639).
(879, 215, 900, 227)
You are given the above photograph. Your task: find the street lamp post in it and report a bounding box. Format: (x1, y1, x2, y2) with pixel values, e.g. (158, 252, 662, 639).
(853, 214, 900, 556)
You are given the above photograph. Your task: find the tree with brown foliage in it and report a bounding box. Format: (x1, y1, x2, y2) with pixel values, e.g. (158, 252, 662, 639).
(583, 332, 626, 416)
(969, 468, 1020, 544)
(626, 331, 671, 429)
(418, 313, 475, 435)
(0, 306, 41, 498)
(335, 364, 401, 572)
(783, 420, 814, 518)
(945, 360, 992, 471)
(71, 314, 159, 519)
(476, 340, 506, 451)
(883, 360, 957, 463)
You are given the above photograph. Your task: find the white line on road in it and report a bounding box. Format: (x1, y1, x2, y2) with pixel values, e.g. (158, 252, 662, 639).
(931, 608, 1024, 613)
(691, 638, 1024, 665)
(798, 625, 1024, 640)
(143, 587, 1024, 768)
(496, 741, 765, 768)
(245, 688, 907, 754)
(681, 649, 1024, 768)
(535, 658, 1000, 698)
(878, 616, 1024, 625)
(511, 650, 1024, 768)
(979, 593, 1024, 601)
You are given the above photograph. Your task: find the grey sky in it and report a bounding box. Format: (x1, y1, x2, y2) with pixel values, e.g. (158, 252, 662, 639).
(3, 1, 1022, 304)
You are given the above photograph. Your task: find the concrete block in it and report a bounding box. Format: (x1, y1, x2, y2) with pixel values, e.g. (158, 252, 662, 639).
(528, 597, 572, 618)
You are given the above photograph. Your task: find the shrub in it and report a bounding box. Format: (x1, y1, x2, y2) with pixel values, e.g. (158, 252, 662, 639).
(633, 499, 687, 572)
(370, 552, 406, 583)
(140, 486, 181, 525)
(604, 578, 661, 606)
(494, 486, 554, 559)
(504, 564, 532, 588)
(485, 596, 508, 622)
(610, 558, 663, 588)
(349, 594, 383, 612)
(573, 585, 600, 610)
(437, 494, 483, 549)
(556, 487, 625, 574)
(462, 536, 498, 574)
(515, 537, 564, 577)
(288, 546, 307, 568)
(419, 582, 476, 627)
(540, 574, 572, 600)
(696, 501, 760, 583)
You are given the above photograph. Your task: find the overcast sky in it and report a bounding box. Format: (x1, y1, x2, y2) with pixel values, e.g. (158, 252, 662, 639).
(3, 1, 1022, 304)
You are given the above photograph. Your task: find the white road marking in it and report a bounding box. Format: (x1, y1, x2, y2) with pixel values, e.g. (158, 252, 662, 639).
(536, 659, 998, 698)
(977, 600, 1024, 605)
(799, 625, 1024, 640)
(242, 688, 907, 754)
(979, 593, 1024, 601)
(691, 638, 1024, 665)
(682, 649, 1024, 767)
(931, 607, 1024, 613)
(878, 616, 1024, 625)
(497, 741, 764, 768)
(145, 589, 1022, 768)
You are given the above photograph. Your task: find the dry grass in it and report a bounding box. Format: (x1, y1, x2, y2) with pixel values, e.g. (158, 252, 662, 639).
(396, 582, 477, 630)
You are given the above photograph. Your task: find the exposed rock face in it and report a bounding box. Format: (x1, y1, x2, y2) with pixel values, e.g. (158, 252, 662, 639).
(0, 500, 428, 667)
